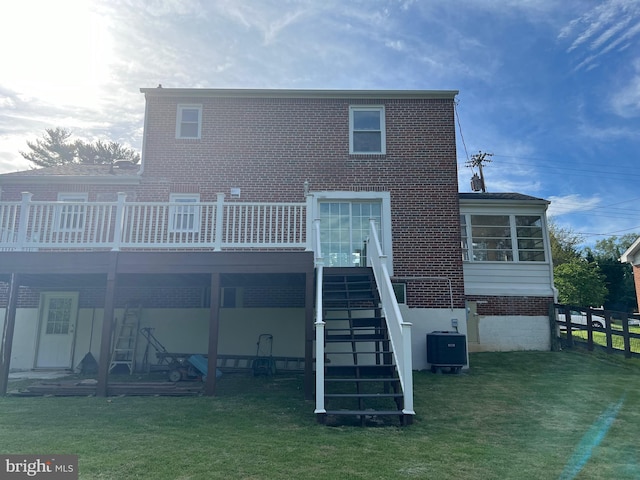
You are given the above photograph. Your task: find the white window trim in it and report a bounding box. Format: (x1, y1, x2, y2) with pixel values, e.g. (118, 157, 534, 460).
(349, 105, 386, 155)
(176, 104, 202, 139)
(461, 213, 547, 263)
(312, 191, 393, 275)
(169, 193, 201, 232)
(56, 193, 88, 232)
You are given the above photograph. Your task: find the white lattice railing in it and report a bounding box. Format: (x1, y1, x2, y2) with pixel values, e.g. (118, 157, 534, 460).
(367, 218, 415, 417)
(0, 192, 310, 252)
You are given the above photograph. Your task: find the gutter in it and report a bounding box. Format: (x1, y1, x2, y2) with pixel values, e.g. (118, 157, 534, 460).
(140, 87, 459, 100)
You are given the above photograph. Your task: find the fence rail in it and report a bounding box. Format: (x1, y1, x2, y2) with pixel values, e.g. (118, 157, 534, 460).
(0, 192, 310, 252)
(553, 303, 640, 357)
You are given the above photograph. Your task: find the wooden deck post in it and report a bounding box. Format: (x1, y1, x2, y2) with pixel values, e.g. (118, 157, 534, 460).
(0, 274, 20, 395)
(97, 253, 118, 397)
(621, 312, 632, 358)
(304, 270, 314, 400)
(205, 272, 221, 396)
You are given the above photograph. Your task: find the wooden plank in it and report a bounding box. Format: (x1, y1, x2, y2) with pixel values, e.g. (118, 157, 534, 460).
(0, 274, 20, 396)
(97, 253, 118, 397)
(204, 273, 221, 396)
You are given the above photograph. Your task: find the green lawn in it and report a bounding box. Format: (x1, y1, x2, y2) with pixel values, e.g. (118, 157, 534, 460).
(2, 350, 640, 479)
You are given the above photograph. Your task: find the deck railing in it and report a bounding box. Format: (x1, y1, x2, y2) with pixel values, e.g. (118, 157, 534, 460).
(367, 218, 415, 417)
(0, 192, 309, 251)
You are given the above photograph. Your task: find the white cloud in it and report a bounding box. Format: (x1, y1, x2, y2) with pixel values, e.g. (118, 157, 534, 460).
(547, 194, 602, 217)
(559, 0, 640, 70)
(610, 58, 640, 117)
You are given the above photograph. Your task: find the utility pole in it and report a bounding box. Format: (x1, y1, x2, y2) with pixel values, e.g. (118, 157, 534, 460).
(466, 151, 493, 192)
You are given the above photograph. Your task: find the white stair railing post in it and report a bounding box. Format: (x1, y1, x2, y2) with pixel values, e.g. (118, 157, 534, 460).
(401, 322, 415, 415)
(112, 192, 127, 251)
(16, 192, 32, 251)
(305, 193, 314, 251)
(214, 193, 225, 251)
(313, 218, 326, 415)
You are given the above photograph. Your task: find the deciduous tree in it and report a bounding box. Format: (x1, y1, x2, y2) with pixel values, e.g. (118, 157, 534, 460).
(548, 220, 583, 267)
(584, 234, 638, 311)
(554, 260, 608, 307)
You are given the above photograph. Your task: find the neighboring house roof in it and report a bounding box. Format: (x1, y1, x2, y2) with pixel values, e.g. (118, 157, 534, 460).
(620, 236, 640, 265)
(458, 192, 550, 205)
(140, 87, 459, 100)
(0, 162, 141, 185)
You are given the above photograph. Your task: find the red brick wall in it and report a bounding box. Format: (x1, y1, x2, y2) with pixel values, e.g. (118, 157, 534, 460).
(466, 295, 553, 316)
(140, 93, 463, 308)
(0, 92, 464, 309)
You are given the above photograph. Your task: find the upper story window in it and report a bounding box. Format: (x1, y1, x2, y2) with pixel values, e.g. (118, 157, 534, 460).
(349, 106, 386, 154)
(176, 105, 202, 139)
(169, 194, 200, 232)
(56, 193, 88, 232)
(461, 214, 546, 262)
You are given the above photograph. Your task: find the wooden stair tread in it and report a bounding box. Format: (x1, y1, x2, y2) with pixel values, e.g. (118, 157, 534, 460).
(325, 393, 403, 398)
(325, 335, 386, 342)
(325, 377, 399, 382)
(323, 410, 404, 416)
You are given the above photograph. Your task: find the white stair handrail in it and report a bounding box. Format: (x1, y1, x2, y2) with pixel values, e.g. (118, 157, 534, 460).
(367, 219, 414, 416)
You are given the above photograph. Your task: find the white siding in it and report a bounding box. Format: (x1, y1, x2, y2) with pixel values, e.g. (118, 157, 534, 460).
(460, 199, 554, 298)
(464, 263, 555, 296)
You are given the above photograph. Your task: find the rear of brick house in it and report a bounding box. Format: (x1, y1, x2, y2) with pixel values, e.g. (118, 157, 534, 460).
(0, 88, 554, 423)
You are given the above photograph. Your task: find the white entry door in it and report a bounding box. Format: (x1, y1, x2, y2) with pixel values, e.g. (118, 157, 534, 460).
(35, 292, 79, 368)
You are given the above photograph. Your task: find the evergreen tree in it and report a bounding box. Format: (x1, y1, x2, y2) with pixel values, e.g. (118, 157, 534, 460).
(21, 128, 140, 167)
(20, 128, 77, 167)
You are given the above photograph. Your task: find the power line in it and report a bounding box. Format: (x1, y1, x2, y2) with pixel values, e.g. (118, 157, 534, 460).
(578, 225, 640, 237)
(454, 101, 469, 164)
(488, 154, 640, 179)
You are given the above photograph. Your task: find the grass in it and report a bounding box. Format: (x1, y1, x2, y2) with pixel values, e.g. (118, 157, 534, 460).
(1, 350, 640, 479)
(562, 325, 640, 354)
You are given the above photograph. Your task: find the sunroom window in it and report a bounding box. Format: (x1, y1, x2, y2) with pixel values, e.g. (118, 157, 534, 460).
(349, 106, 386, 154)
(461, 214, 546, 262)
(515, 215, 545, 261)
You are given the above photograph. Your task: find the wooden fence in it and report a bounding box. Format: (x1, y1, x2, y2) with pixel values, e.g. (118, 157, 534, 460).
(552, 303, 640, 358)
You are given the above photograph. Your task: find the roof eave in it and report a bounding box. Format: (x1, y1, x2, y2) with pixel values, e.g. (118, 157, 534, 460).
(620, 236, 640, 264)
(458, 197, 550, 208)
(0, 175, 142, 186)
(139, 87, 459, 100)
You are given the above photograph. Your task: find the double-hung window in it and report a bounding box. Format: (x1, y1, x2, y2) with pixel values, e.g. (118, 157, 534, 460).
(349, 106, 386, 154)
(56, 193, 88, 232)
(169, 194, 200, 232)
(176, 105, 202, 139)
(461, 214, 546, 262)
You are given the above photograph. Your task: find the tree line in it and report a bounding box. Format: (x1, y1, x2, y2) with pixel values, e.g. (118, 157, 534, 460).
(21, 128, 140, 167)
(551, 221, 637, 312)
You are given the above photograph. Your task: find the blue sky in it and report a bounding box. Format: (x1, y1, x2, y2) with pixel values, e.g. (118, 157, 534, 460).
(1, 0, 639, 246)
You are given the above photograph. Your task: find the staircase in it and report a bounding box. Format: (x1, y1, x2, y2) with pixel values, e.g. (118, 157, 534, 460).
(319, 267, 407, 426)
